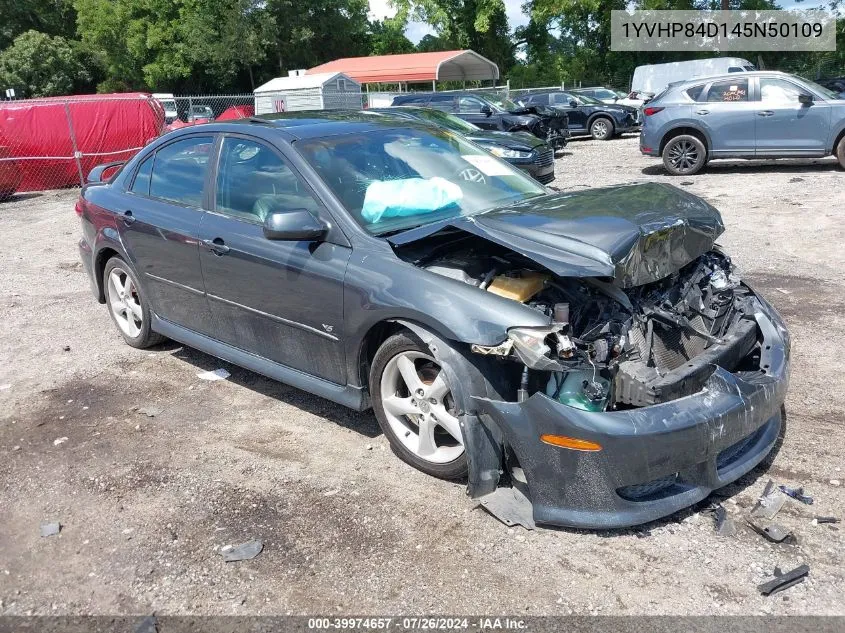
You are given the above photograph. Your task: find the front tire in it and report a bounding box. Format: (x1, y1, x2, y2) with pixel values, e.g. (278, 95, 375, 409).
(662, 134, 707, 176)
(590, 117, 613, 141)
(370, 332, 467, 480)
(103, 257, 165, 349)
(836, 136, 845, 170)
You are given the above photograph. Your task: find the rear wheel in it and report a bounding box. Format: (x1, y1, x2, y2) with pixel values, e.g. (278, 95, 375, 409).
(836, 136, 845, 169)
(103, 257, 165, 349)
(590, 117, 613, 141)
(662, 134, 707, 176)
(370, 332, 467, 480)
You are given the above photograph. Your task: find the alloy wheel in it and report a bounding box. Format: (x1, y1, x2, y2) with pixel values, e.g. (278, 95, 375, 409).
(667, 139, 701, 173)
(107, 267, 143, 338)
(379, 350, 464, 464)
(592, 119, 609, 139)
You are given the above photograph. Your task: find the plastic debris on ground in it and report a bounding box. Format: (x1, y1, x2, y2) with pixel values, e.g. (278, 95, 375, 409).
(221, 539, 263, 562)
(746, 518, 794, 543)
(40, 521, 61, 537)
(813, 516, 840, 525)
(704, 503, 736, 537)
(757, 564, 810, 596)
(779, 484, 814, 505)
(53, 437, 68, 446)
(197, 368, 231, 381)
(751, 479, 787, 519)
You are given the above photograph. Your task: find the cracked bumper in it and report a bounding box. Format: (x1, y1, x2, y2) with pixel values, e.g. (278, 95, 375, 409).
(473, 298, 790, 529)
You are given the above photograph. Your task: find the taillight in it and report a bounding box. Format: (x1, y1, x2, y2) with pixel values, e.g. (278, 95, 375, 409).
(74, 198, 85, 217)
(643, 106, 664, 117)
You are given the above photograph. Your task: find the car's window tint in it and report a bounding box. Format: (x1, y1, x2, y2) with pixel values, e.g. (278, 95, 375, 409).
(760, 78, 803, 104)
(149, 136, 213, 207)
(130, 155, 153, 196)
(458, 97, 485, 113)
(550, 93, 569, 105)
(427, 94, 455, 111)
(685, 85, 707, 101)
(728, 67, 743, 73)
(707, 79, 748, 102)
(216, 137, 320, 223)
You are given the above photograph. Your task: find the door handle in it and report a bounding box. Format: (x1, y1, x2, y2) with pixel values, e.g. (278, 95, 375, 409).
(203, 237, 230, 255)
(757, 110, 774, 117)
(122, 210, 136, 225)
(695, 110, 709, 115)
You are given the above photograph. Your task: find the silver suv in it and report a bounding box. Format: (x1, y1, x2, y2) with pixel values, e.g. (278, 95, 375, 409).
(640, 71, 845, 175)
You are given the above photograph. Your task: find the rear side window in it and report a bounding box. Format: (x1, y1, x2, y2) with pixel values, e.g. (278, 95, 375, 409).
(149, 136, 214, 207)
(130, 155, 153, 195)
(427, 94, 455, 111)
(706, 79, 748, 102)
(685, 85, 707, 101)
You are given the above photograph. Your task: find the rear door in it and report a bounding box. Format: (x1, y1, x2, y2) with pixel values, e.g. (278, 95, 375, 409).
(198, 134, 351, 384)
(119, 134, 215, 334)
(754, 76, 830, 156)
(694, 78, 756, 156)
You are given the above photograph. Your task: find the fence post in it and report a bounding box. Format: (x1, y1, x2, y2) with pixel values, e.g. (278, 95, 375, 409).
(63, 101, 85, 186)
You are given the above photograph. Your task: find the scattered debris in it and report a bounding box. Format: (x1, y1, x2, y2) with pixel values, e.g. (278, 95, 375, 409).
(789, 177, 805, 183)
(747, 518, 793, 543)
(40, 522, 61, 537)
(136, 407, 160, 418)
(704, 503, 736, 536)
(323, 489, 339, 497)
(779, 484, 813, 505)
(62, 345, 71, 352)
(830, 479, 841, 487)
(757, 564, 809, 596)
(774, 288, 792, 295)
(813, 516, 840, 525)
(751, 479, 786, 519)
(680, 180, 694, 186)
(221, 539, 263, 562)
(12, 445, 20, 451)
(53, 437, 68, 446)
(197, 368, 231, 381)
(0, 384, 10, 390)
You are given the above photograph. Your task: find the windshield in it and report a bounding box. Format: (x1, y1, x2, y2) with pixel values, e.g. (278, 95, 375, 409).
(413, 109, 480, 132)
(483, 94, 521, 111)
(296, 127, 547, 236)
(795, 75, 841, 100)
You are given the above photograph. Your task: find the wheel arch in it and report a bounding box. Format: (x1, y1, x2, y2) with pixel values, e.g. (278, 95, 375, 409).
(831, 125, 845, 156)
(659, 126, 711, 155)
(93, 245, 123, 303)
(587, 113, 615, 130)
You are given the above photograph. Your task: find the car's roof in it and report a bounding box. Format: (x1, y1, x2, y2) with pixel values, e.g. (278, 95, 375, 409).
(201, 110, 427, 140)
(669, 70, 792, 88)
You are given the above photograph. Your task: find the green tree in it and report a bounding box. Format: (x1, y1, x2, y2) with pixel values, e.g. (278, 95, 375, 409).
(0, 30, 92, 97)
(0, 0, 78, 50)
(370, 18, 416, 55)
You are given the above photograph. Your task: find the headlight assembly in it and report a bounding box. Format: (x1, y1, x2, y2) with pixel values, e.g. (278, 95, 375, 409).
(507, 325, 575, 371)
(487, 146, 533, 159)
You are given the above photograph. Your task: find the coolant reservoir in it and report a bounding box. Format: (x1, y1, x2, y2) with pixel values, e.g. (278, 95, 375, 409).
(546, 371, 610, 412)
(487, 271, 549, 302)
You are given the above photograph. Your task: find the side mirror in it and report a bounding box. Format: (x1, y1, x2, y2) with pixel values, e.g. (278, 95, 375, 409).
(263, 208, 328, 241)
(798, 93, 813, 105)
(480, 104, 493, 116)
(568, 99, 578, 108)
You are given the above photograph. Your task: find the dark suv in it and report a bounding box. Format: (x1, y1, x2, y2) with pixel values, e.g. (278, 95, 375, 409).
(514, 90, 640, 140)
(391, 92, 569, 148)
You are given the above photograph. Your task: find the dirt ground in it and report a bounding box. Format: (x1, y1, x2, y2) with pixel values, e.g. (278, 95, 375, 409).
(1, 135, 844, 616)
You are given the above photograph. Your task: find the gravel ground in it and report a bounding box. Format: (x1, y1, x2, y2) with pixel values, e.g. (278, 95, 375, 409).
(1, 135, 844, 616)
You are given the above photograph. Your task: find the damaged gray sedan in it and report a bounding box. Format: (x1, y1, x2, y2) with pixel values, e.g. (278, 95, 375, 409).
(78, 115, 790, 529)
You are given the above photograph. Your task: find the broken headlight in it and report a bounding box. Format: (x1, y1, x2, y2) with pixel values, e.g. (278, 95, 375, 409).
(507, 325, 575, 371)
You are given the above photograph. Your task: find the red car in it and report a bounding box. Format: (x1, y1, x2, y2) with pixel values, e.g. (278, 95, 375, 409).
(0, 145, 22, 200)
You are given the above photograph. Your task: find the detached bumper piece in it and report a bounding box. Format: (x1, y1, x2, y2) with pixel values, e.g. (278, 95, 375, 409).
(473, 304, 789, 529)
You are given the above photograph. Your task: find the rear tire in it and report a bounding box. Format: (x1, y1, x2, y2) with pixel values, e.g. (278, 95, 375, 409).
(370, 332, 468, 480)
(590, 117, 613, 141)
(103, 257, 165, 349)
(662, 134, 707, 176)
(836, 136, 845, 169)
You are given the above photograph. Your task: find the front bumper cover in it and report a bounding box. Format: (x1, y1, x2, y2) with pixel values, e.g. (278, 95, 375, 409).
(473, 298, 790, 529)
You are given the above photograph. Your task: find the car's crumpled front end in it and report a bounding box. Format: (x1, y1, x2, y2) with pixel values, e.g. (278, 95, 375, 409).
(391, 183, 790, 529)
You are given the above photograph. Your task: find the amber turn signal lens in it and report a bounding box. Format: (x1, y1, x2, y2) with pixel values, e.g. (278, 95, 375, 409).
(540, 434, 602, 451)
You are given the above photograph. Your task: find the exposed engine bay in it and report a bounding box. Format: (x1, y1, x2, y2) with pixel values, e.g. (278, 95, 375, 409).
(400, 232, 761, 412)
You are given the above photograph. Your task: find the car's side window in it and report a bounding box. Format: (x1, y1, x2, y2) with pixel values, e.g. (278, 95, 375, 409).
(148, 136, 214, 207)
(458, 96, 485, 113)
(706, 79, 748, 102)
(130, 155, 153, 196)
(685, 84, 707, 101)
(760, 78, 803, 104)
(215, 137, 321, 224)
(427, 95, 455, 112)
(550, 93, 569, 105)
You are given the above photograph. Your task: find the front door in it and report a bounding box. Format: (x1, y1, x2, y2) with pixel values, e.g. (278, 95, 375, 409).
(552, 93, 587, 131)
(198, 135, 351, 384)
(755, 76, 831, 156)
(695, 78, 757, 156)
(457, 96, 498, 129)
(119, 135, 215, 334)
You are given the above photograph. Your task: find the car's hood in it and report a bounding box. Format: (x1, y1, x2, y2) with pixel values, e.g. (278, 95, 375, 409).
(467, 129, 544, 150)
(388, 182, 725, 288)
